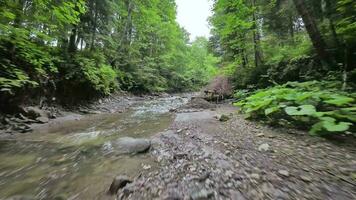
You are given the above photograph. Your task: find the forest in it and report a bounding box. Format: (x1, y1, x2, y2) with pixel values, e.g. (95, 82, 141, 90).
(0, 0, 218, 107)
(209, 0, 355, 135)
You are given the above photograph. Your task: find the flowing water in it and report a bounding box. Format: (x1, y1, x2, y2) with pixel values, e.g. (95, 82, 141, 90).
(0, 96, 190, 200)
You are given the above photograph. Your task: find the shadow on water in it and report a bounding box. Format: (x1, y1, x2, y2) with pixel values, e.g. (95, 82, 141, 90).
(0, 96, 189, 199)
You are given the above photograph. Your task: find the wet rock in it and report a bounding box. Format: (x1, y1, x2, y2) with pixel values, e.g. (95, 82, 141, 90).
(300, 175, 312, 182)
(257, 133, 265, 137)
(23, 106, 48, 119)
(142, 164, 151, 170)
(108, 175, 132, 195)
(258, 143, 270, 152)
(114, 137, 151, 154)
(36, 116, 49, 124)
(278, 170, 290, 177)
(190, 189, 214, 200)
(218, 114, 230, 122)
(250, 173, 260, 180)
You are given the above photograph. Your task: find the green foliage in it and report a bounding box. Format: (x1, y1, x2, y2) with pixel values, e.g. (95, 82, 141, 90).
(336, 0, 356, 43)
(0, 0, 218, 105)
(235, 81, 355, 135)
(63, 51, 118, 95)
(233, 89, 250, 100)
(210, 0, 356, 91)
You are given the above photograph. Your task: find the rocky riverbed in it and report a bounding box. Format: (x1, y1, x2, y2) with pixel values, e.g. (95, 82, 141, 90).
(0, 94, 355, 200)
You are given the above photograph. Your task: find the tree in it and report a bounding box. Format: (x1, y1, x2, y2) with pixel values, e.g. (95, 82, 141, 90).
(292, 0, 334, 67)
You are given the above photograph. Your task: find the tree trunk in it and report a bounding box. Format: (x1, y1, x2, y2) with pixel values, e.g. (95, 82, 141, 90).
(292, 0, 334, 67)
(90, 2, 98, 50)
(68, 26, 77, 53)
(252, 0, 262, 68)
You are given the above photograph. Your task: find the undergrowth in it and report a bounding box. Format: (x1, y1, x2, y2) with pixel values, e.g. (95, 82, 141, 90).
(234, 81, 356, 135)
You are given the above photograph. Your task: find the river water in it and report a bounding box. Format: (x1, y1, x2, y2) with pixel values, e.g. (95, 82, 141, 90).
(0, 96, 190, 200)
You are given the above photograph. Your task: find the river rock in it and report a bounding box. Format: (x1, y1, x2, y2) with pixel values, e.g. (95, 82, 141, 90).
(278, 170, 290, 177)
(114, 137, 151, 154)
(218, 114, 231, 122)
(23, 106, 48, 120)
(258, 143, 270, 152)
(108, 175, 132, 195)
(190, 188, 214, 200)
(36, 116, 49, 123)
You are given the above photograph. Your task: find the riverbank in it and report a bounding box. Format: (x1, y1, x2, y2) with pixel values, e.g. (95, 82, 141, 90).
(113, 99, 356, 200)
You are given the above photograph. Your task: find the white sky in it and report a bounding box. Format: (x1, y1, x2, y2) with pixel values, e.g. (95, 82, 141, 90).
(176, 0, 213, 41)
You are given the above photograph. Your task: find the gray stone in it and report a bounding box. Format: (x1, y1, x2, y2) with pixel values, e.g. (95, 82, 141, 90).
(36, 116, 49, 124)
(23, 106, 48, 119)
(219, 114, 231, 122)
(114, 137, 151, 154)
(300, 175, 312, 182)
(250, 173, 260, 180)
(258, 143, 270, 152)
(278, 170, 290, 177)
(190, 189, 214, 200)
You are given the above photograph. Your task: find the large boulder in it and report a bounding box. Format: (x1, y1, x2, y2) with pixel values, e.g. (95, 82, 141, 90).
(113, 137, 151, 154)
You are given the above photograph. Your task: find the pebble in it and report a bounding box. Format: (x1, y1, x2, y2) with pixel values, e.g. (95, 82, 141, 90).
(190, 189, 214, 200)
(300, 175, 312, 182)
(257, 133, 265, 137)
(143, 164, 151, 170)
(250, 173, 260, 180)
(278, 170, 290, 177)
(258, 143, 270, 152)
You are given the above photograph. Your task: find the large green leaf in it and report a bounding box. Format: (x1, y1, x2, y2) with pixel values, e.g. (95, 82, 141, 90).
(264, 106, 280, 115)
(285, 105, 316, 116)
(324, 96, 354, 106)
(310, 117, 352, 134)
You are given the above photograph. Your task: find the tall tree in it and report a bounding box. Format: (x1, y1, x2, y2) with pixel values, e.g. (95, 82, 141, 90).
(292, 0, 334, 67)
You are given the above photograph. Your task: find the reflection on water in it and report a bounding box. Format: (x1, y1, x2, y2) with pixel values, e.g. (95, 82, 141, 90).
(0, 96, 189, 199)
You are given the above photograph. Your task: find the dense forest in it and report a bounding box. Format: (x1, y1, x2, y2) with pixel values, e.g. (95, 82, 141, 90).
(0, 0, 218, 108)
(209, 0, 355, 135)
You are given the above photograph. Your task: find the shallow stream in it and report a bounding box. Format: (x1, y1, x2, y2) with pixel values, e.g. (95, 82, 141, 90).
(0, 96, 190, 199)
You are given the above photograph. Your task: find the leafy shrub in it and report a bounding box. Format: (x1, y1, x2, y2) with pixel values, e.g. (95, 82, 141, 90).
(75, 55, 118, 95)
(233, 89, 250, 100)
(235, 81, 355, 135)
(59, 51, 118, 98)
